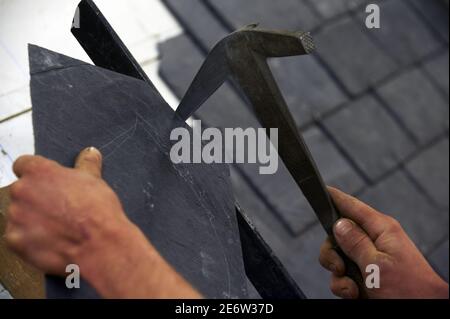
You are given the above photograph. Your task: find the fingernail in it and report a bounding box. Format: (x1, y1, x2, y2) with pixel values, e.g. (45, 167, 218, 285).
(335, 219, 353, 237)
(86, 146, 98, 152)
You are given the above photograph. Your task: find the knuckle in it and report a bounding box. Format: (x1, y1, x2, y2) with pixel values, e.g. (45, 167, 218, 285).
(7, 203, 23, 223)
(386, 216, 402, 233)
(346, 234, 368, 257)
(5, 230, 24, 251)
(10, 181, 24, 199)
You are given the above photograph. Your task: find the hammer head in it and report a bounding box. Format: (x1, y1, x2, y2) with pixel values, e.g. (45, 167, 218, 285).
(227, 25, 315, 58)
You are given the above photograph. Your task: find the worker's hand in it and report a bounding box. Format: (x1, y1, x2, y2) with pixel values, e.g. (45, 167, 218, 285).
(6, 147, 132, 275)
(6, 148, 201, 298)
(320, 187, 449, 299)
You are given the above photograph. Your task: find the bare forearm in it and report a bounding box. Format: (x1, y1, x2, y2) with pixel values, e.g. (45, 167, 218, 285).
(80, 222, 202, 299)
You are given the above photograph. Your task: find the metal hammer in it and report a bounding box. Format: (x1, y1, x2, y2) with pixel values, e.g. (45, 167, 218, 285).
(176, 25, 367, 298)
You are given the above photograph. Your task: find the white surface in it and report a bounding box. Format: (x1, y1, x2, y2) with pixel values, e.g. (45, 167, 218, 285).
(0, 0, 182, 188)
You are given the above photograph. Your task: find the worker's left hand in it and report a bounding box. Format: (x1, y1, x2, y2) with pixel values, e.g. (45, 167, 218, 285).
(5, 148, 202, 298)
(5, 147, 133, 275)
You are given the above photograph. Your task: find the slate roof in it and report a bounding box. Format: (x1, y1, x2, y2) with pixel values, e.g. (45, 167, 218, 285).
(158, 0, 449, 298)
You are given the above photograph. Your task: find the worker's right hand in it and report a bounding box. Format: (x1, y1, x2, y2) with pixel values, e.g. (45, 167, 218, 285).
(320, 187, 449, 299)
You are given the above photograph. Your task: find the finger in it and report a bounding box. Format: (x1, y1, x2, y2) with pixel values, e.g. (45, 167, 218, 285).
(330, 274, 359, 299)
(74, 147, 103, 178)
(319, 237, 345, 276)
(334, 218, 378, 269)
(12, 155, 46, 178)
(328, 187, 387, 240)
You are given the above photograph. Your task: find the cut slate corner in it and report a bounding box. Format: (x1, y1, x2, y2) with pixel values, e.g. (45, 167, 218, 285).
(28, 44, 88, 75)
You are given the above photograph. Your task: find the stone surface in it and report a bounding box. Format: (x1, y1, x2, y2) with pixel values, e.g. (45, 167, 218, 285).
(377, 68, 449, 145)
(356, 0, 442, 66)
(407, 138, 450, 210)
(314, 16, 397, 95)
(31, 45, 248, 299)
(207, 0, 321, 31)
(323, 95, 415, 181)
(307, 0, 368, 19)
(164, 0, 228, 50)
(410, 0, 449, 42)
(304, 126, 364, 194)
(269, 55, 348, 127)
(423, 50, 450, 96)
(361, 171, 448, 254)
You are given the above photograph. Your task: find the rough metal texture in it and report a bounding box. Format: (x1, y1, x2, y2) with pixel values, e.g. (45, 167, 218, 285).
(30, 45, 248, 299)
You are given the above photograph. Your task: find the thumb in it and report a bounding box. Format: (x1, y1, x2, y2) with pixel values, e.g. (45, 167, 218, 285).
(74, 147, 103, 178)
(334, 218, 378, 270)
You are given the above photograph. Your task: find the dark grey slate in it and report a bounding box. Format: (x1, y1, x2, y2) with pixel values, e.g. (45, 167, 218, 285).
(409, 0, 449, 42)
(356, 0, 442, 66)
(164, 0, 228, 50)
(423, 50, 450, 96)
(279, 224, 335, 299)
(207, 0, 321, 31)
(307, 0, 368, 19)
(428, 239, 449, 282)
(314, 16, 397, 95)
(323, 95, 415, 181)
(30, 45, 248, 299)
(407, 138, 449, 210)
(361, 171, 448, 254)
(377, 68, 449, 145)
(303, 126, 365, 194)
(158, 35, 258, 129)
(269, 55, 348, 127)
(230, 170, 334, 298)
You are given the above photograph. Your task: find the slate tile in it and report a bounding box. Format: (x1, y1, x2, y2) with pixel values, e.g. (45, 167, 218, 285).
(361, 171, 448, 254)
(231, 171, 334, 298)
(236, 126, 365, 234)
(307, 0, 368, 20)
(314, 16, 397, 95)
(323, 95, 415, 181)
(163, 0, 229, 50)
(207, 0, 321, 31)
(423, 51, 450, 96)
(269, 55, 348, 127)
(428, 239, 449, 282)
(410, 0, 449, 42)
(407, 138, 449, 210)
(282, 223, 336, 299)
(158, 34, 258, 128)
(239, 160, 318, 235)
(355, 0, 442, 66)
(304, 126, 365, 194)
(377, 68, 449, 145)
(159, 10, 348, 129)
